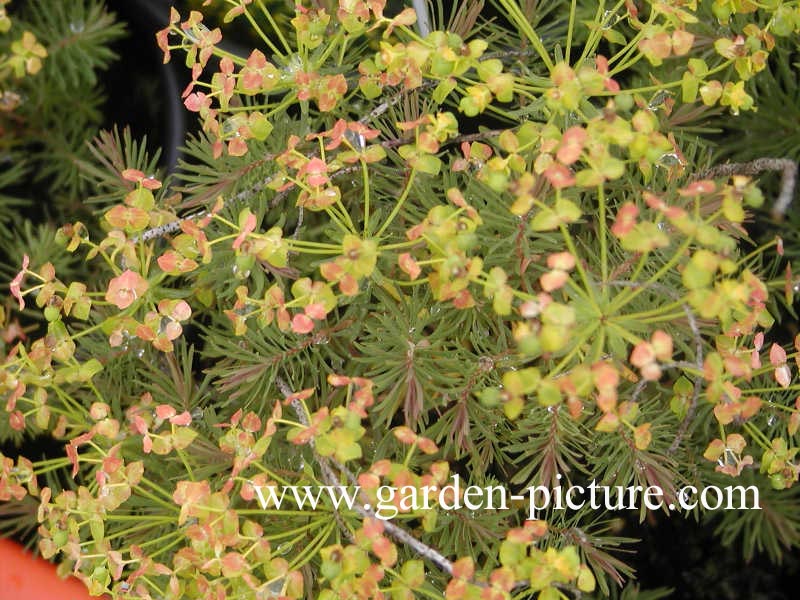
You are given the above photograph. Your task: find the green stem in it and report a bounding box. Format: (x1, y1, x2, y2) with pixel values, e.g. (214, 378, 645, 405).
(376, 168, 417, 238)
(578, 0, 609, 65)
(288, 520, 336, 571)
(739, 386, 800, 394)
(608, 235, 694, 314)
(607, 320, 644, 346)
(743, 421, 773, 450)
(603, 60, 734, 96)
(598, 184, 609, 300)
(556, 219, 601, 314)
(315, 28, 344, 66)
(242, 8, 284, 58)
(492, 0, 553, 69)
(146, 531, 186, 560)
(362, 157, 371, 236)
(378, 240, 422, 252)
(607, 5, 656, 70)
(737, 238, 779, 268)
(591, 324, 607, 363)
(616, 298, 686, 320)
(565, 0, 578, 65)
(256, 0, 292, 54)
(236, 508, 330, 516)
(550, 321, 599, 377)
(262, 520, 328, 542)
(132, 484, 179, 513)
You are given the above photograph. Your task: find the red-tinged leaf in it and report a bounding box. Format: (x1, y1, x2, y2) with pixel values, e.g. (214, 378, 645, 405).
(362, 517, 384, 538)
(789, 411, 800, 436)
(105, 205, 150, 232)
(595, 412, 619, 432)
(393, 426, 417, 445)
(775, 364, 791, 388)
(651, 330, 673, 361)
(540, 269, 568, 292)
(489, 567, 517, 593)
(596, 390, 617, 413)
(228, 137, 248, 157)
(546, 251, 576, 271)
(173, 480, 211, 505)
(320, 261, 343, 281)
(304, 302, 327, 320)
(358, 472, 381, 489)
(105, 270, 149, 310)
(679, 180, 716, 196)
(328, 374, 352, 387)
(372, 536, 397, 566)
(703, 439, 725, 462)
(233, 211, 257, 250)
(770, 343, 787, 366)
(303, 157, 330, 187)
(291, 313, 315, 334)
(630, 342, 655, 368)
(543, 163, 575, 189)
(184, 92, 210, 112)
(644, 192, 666, 210)
(505, 527, 533, 545)
(140, 176, 162, 190)
(339, 273, 359, 296)
(556, 126, 587, 165)
(446, 579, 468, 597)
(170, 411, 192, 426)
(158, 250, 198, 274)
(122, 168, 145, 182)
(156, 405, 177, 420)
(10, 254, 29, 310)
(285, 388, 315, 403)
(130, 414, 149, 435)
(452, 289, 475, 309)
(741, 396, 761, 420)
(451, 557, 474, 580)
(726, 433, 746, 453)
(66, 440, 79, 476)
(417, 436, 438, 454)
(593, 362, 619, 390)
(221, 552, 248, 577)
(754, 331, 764, 351)
(634, 423, 652, 450)
(398, 253, 421, 279)
(640, 362, 662, 381)
(611, 202, 638, 237)
(671, 29, 695, 55)
(406, 222, 425, 240)
(9, 410, 25, 431)
(519, 299, 541, 318)
(639, 32, 671, 62)
(169, 300, 192, 321)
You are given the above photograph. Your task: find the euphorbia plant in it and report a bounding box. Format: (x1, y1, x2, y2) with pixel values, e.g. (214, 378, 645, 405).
(3, 0, 800, 598)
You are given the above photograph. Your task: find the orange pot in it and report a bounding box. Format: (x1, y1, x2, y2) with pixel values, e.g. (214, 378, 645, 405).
(0, 537, 97, 600)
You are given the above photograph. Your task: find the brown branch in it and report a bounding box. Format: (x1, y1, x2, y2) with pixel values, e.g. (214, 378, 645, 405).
(694, 157, 797, 219)
(274, 376, 456, 576)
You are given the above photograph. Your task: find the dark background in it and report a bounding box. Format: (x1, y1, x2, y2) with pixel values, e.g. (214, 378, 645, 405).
(7, 0, 800, 597)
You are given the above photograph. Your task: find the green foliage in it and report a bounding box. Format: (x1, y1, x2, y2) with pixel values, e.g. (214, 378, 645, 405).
(0, 0, 124, 213)
(2, 1, 800, 599)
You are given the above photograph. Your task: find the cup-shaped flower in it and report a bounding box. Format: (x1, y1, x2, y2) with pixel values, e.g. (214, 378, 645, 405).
(105, 270, 149, 310)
